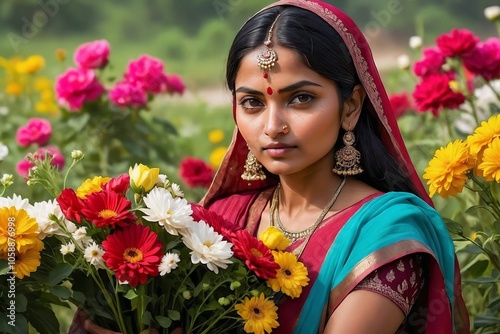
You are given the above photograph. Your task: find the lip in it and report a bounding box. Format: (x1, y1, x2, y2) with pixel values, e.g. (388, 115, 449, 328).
(263, 143, 296, 157)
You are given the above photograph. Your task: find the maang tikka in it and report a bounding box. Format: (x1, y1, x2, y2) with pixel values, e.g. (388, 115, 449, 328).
(257, 14, 281, 71)
(332, 127, 364, 176)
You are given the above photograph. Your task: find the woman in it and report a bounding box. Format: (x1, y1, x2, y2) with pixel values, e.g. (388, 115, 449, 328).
(199, 0, 469, 333)
(79, 0, 468, 333)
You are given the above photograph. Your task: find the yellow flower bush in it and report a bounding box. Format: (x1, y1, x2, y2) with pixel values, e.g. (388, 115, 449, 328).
(209, 146, 227, 168)
(235, 293, 279, 334)
(208, 129, 224, 143)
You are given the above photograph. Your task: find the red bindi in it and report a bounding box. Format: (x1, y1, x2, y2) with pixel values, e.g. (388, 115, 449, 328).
(267, 87, 273, 95)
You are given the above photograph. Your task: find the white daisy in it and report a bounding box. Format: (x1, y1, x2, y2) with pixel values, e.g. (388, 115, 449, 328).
(182, 220, 233, 274)
(170, 183, 184, 198)
(159, 252, 181, 275)
(0, 194, 33, 211)
(156, 174, 168, 186)
(0, 174, 13, 187)
(60, 242, 75, 255)
(84, 242, 105, 269)
(0, 142, 8, 161)
(72, 227, 92, 247)
(140, 187, 193, 236)
(28, 200, 66, 239)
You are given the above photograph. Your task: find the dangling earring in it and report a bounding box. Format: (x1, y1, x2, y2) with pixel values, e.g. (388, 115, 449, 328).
(242, 150, 266, 181)
(332, 128, 364, 176)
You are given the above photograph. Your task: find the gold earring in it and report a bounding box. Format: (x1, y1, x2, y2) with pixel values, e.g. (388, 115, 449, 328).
(242, 150, 266, 181)
(332, 129, 364, 176)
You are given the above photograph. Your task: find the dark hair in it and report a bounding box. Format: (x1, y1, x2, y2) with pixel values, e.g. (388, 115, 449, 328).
(226, 6, 419, 196)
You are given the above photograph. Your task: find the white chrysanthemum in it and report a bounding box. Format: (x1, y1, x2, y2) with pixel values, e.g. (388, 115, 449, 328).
(156, 174, 167, 186)
(397, 54, 411, 70)
(159, 252, 181, 275)
(0, 142, 8, 161)
(0, 174, 13, 187)
(182, 220, 233, 274)
(28, 200, 67, 239)
(409, 36, 422, 49)
(65, 221, 77, 233)
(140, 187, 194, 236)
(0, 106, 8, 116)
(84, 242, 105, 269)
(170, 183, 184, 198)
(456, 80, 500, 134)
(484, 6, 500, 21)
(72, 227, 91, 247)
(60, 242, 75, 255)
(0, 194, 33, 211)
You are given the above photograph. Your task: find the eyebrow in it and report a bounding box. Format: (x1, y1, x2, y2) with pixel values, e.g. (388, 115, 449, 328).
(235, 80, 322, 95)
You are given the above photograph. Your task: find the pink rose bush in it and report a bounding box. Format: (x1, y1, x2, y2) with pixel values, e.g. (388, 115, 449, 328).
(55, 40, 185, 112)
(16, 118, 52, 147)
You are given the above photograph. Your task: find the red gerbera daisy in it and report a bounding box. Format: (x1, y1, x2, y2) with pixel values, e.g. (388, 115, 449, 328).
(231, 229, 279, 280)
(56, 188, 85, 223)
(81, 189, 136, 228)
(190, 203, 240, 241)
(103, 173, 130, 194)
(102, 224, 163, 287)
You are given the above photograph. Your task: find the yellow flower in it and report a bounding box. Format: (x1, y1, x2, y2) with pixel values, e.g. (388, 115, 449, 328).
(13, 247, 41, 279)
(208, 129, 224, 144)
(466, 114, 500, 158)
(36, 101, 59, 114)
(129, 163, 160, 192)
(258, 226, 290, 251)
(76, 176, 111, 199)
(235, 293, 279, 334)
(267, 251, 309, 298)
(478, 137, 500, 182)
(423, 140, 474, 198)
(6, 82, 22, 96)
(34, 77, 53, 91)
(16, 55, 45, 74)
(55, 48, 66, 63)
(209, 146, 227, 168)
(0, 206, 43, 254)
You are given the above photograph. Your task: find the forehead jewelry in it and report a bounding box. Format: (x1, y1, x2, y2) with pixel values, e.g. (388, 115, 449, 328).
(257, 14, 281, 72)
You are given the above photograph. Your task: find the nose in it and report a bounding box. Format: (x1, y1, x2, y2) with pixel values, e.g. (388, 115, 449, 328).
(264, 104, 288, 138)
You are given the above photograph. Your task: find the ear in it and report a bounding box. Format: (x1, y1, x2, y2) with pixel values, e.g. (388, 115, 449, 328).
(341, 84, 366, 130)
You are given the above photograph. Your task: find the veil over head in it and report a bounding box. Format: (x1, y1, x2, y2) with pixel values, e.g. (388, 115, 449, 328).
(201, 0, 432, 207)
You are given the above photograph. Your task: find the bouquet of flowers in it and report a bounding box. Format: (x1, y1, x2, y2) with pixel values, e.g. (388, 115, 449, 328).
(0, 151, 309, 334)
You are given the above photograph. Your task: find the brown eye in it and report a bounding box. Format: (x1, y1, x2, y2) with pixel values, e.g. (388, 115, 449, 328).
(290, 94, 314, 105)
(240, 98, 264, 109)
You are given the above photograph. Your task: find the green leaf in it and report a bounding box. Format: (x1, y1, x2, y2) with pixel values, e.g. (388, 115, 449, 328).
(155, 316, 172, 329)
(0, 259, 10, 275)
(464, 277, 500, 284)
(443, 218, 463, 235)
(47, 263, 73, 286)
(465, 205, 489, 215)
(474, 314, 500, 328)
(15, 293, 27, 312)
(466, 259, 490, 277)
(462, 244, 484, 254)
(167, 310, 181, 321)
(50, 285, 72, 299)
(124, 289, 138, 300)
(0, 313, 28, 334)
(494, 220, 500, 233)
(153, 117, 178, 136)
(26, 303, 59, 334)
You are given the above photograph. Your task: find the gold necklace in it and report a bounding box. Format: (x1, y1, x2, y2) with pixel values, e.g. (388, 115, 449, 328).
(269, 178, 347, 244)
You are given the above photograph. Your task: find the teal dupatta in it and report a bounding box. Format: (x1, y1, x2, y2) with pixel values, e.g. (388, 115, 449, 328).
(294, 192, 457, 333)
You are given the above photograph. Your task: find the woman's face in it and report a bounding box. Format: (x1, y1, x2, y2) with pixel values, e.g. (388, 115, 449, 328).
(235, 45, 348, 177)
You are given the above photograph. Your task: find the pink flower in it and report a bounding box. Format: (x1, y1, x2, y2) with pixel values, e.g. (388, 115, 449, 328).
(74, 39, 110, 69)
(463, 38, 500, 81)
(56, 68, 104, 111)
(436, 28, 479, 58)
(16, 118, 52, 147)
(124, 55, 169, 94)
(109, 81, 148, 108)
(16, 146, 65, 177)
(413, 47, 446, 78)
(389, 93, 413, 119)
(166, 74, 186, 95)
(179, 157, 214, 188)
(412, 73, 466, 117)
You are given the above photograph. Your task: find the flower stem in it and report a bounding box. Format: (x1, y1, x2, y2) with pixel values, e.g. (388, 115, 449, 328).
(466, 97, 480, 128)
(443, 110, 454, 140)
